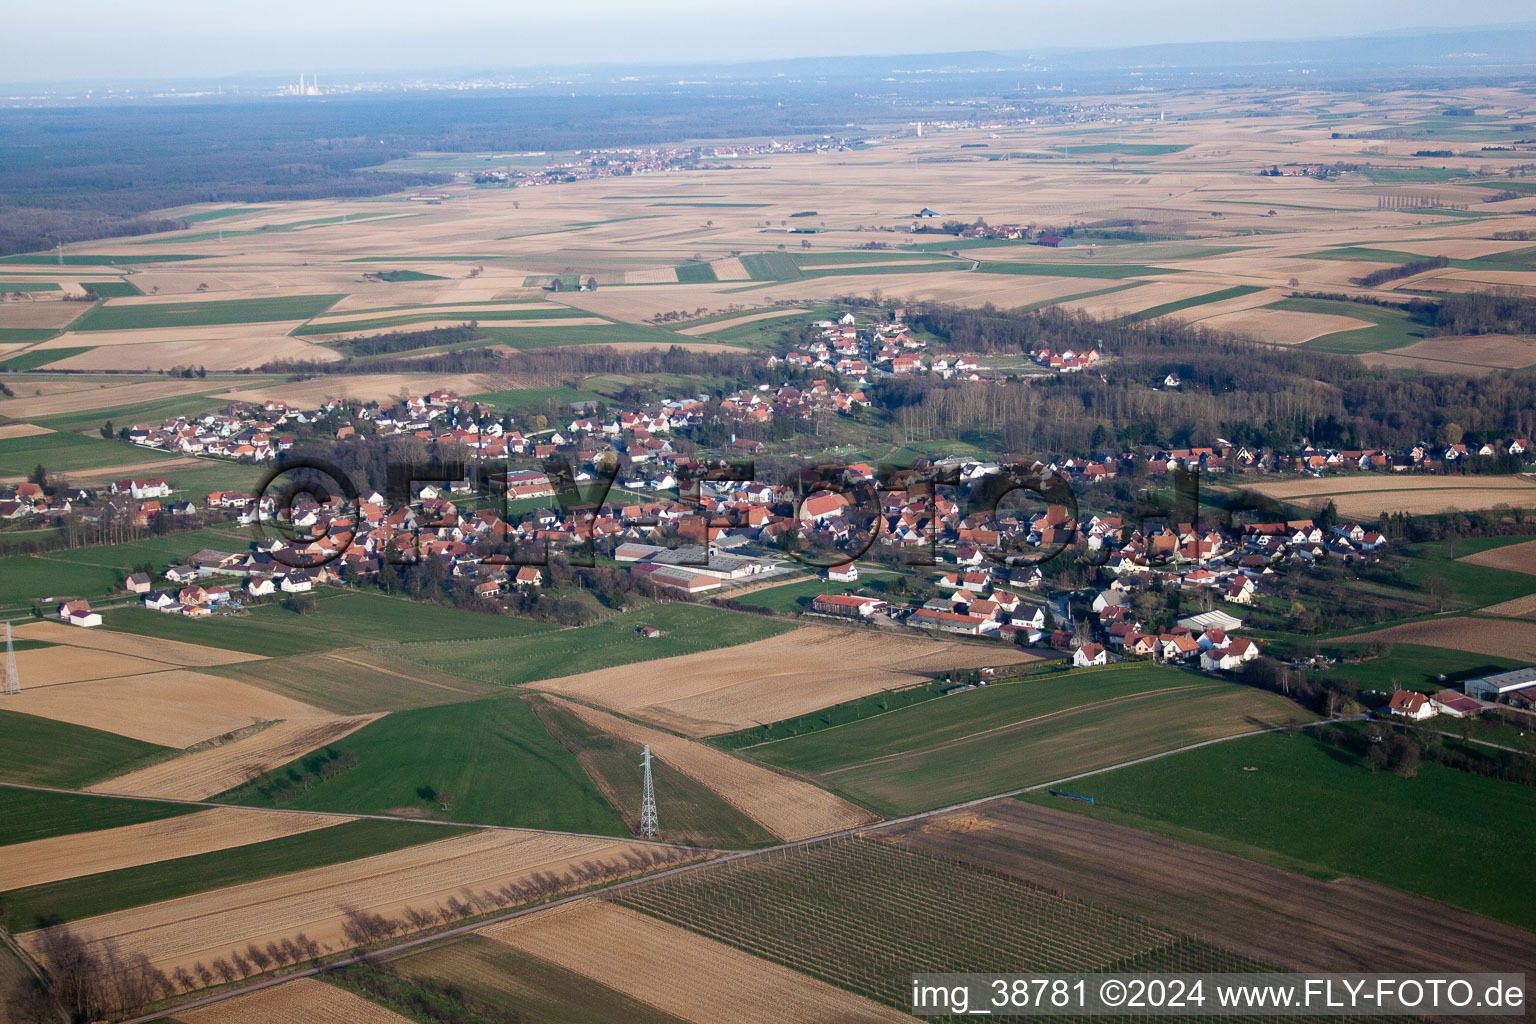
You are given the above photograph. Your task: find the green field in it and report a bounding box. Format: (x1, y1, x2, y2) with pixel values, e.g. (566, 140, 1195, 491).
(673, 262, 719, 283)
(222, 697, 629, 834)
(1269, 297, 1432, 354)
(0, 254, 209, 265)
(1123, 284, 1264, 323)
(0, 526, 257, 609)
(296, 305, 592, 336)
(369, 269, 448, 282)
(0, 429, 184, 479)
(103, 589, 555, 657)
(389, 936, 691, 1024)
(476, 323, 687, 350)
(0, 711, 174, 789)
(0, 788, 196, 848)
(529, 695, 775, 848)
(69, 294, 344, 331)
(1395, 536, 1536, 608)
(729, 573, 895, 614)
(175, 206, 275, 223)
(1315, 642, 1523, 693)
(974, 261, 1182, 279)
(0, 347, 92, 371)
(0, 282, 59, 292)
(1020, 728, 1536, 928)
(741, 665, 1314, 815)
(0, 329, 64, 345)
(1, 818, 455, 931)
(393, 603, 794, 686)
(210, 650, 507, 714)
(81, 280, 142, 298)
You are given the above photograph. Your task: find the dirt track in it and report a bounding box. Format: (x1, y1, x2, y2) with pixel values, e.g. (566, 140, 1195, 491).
(881, 800, 1536, 974)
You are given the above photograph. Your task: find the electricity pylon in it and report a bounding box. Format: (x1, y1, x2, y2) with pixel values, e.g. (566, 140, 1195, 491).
(639, 744, 659, 838)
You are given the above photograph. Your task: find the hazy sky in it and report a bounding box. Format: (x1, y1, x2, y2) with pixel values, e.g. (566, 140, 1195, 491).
(2, 0, 1531, 84)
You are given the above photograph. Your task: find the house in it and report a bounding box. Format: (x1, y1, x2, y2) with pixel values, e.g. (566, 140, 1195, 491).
(142, 591, 179, 612)
(1199, 638, 1259, 672)
(68, 608, 102, 628)
(637, 626, 662, 639)
(57, 599, 92, 622)
(812, 594, 886, 618)
(1159, 634, 1200, 662)
(514, 567, 544, 588)
(1388, 689, 1436, 720)
(1073, 643, 1108, 667)
(164, 564, 198, 583)
(246, 576, 276, 598)
(827, 563, 859, 583)
(124, 573, 152, 594)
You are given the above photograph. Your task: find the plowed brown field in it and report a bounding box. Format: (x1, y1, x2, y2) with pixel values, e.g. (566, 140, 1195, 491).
(482, 899, 910, 1024)
(531, 626, 1036, 736)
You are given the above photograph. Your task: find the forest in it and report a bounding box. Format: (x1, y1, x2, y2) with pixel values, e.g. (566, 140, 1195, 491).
(899, 303, 1536, 453)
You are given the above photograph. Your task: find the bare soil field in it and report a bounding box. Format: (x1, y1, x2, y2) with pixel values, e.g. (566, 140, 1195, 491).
(1391, 238, 1536, 260)
(1055, 280, 1219, 317)
(709, 257, 751, 281)
(881, 800, 1536, 974)
(0, 377, 230, 419)
(1459, 538, 1536, 576)
(9, 647, 168, 687)
(0, 422, 52, 439)
(530, 626, 1037, 736)
(13, 620, 264, 666)
(0, 807, 350, 890)
(179, 977, 411, 1024)
(1248, 474, 1536, 517)
(1479, 593, 1536, 619)
(20, 830, 658, 978)
(306, 302, 552, 324)
(550, 285, 743, 323)
(1359, 334, 1536, 371)
(547, 697, 876, 841)
(37, 326, 338, 371)
(87, 713, 381, 800)
(1167, 286, 1284, 324)
(482, 899, 909, 1024)
(676, 307, 806, 335)
(0, 301, 86, 329)
(216, 372, 545, 406)
(311, 316, 609, 341)
(623, 267, 680, 284)
(6, 668, 328, 747)
(1342, 616, 1536, 663)
(1197, 307, 1376, 345)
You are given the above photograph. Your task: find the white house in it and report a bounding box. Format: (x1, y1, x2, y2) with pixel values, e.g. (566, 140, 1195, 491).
(1073, 643, 1109, 667)
(1388, 690, 1436, 720)
(827, 563, 859, 583)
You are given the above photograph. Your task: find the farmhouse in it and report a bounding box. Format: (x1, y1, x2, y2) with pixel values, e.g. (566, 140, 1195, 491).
(812, 594, 887, 618)
(1388, 690, 1436, 720)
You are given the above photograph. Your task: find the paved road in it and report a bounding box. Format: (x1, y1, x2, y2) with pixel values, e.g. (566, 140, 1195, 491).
(82, 716, 1338, 1023)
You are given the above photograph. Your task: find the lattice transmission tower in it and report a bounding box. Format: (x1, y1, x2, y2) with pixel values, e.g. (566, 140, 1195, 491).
(639, 743, 659, 838)
(3, 622, 18, 696)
